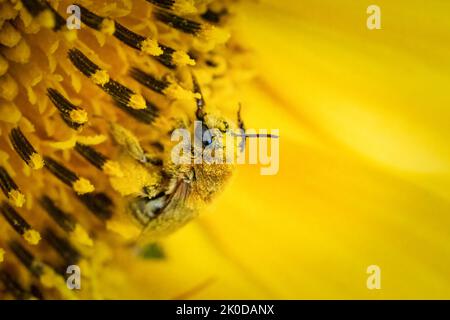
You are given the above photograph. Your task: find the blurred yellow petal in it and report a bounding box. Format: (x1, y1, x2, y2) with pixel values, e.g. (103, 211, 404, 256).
(236, 0, 450, 199)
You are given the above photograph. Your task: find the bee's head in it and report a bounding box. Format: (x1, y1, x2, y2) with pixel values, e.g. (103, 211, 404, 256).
(190, 112, 237, 202)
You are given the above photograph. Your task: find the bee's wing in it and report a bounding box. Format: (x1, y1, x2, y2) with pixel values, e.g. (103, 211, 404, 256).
(138, 179, 198, 242)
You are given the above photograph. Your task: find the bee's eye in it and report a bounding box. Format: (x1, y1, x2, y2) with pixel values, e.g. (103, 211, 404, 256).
(196, 123, 213, 147)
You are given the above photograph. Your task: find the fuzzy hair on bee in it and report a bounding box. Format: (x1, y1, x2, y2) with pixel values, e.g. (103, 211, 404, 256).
(107, 75, 243, 243)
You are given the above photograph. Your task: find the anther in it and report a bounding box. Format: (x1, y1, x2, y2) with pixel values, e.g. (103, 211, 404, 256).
(39, 196, 76, 233)
(130, 67, 204, 101)
(113, 22, 162, 56)
(75, 143, 123, 177)
(201, 9, 228, 24)
(154, 9, 201, 35)
(47, 88, 88, 130)
(76, 4, 114, 34)
(43, 156, 95, 195)
(1, 202, 41, 245)
(43, 228, 81, 265)
(0, 166, 25, 208)
(129, 67, 169, 94)
(147, 0, 197, 15)
(78, 192, 113, 221)
(0, 270, 34, 299)
(9, 240, 43, 277)
(21, 0, 66, 31)
(9, 128, 44, 170)
(39, 196, 93, 247)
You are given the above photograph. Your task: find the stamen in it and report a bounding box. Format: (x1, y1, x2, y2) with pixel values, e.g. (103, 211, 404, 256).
(103, 79, 152, 111)
(21, 0, 66, 31)
(147, 0, 175, 11)
(154, 45, 176, 69)
(47, 88, 88, 130)
(76, 4, 114, 34)
(39, 196, 93, 247)
(201, 9, 228, 24)
(67, 48, 102, 79)
(39, 196, 75, 233)
(44, 228, 81, 264)
(113, 22, 162, 56)
(43, 156, 95, 195)
(0, 202, 41, 245)
(154, 9, 202, 35)
(78, 192, 113, 220)
(147, 0, 197, 15)
(68, 48, 152, 111)
(0, 270, 34, 300)
(113, 100, 159, 124)
(0, 166, 25, 208)
(129, 67, 169, 94)
(9, 128, 44, 170)
(75, 143, 123, 177)
(151, 44, 194, 68)
(9, 240, 43, 277)
(130, 68, 197, 100)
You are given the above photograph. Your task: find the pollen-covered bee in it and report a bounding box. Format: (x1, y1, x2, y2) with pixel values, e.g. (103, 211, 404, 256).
(107, 75, 245, 243)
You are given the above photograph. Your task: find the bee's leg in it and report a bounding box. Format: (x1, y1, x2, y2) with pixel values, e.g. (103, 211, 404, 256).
(108, 122, 147, 163)
(108, 122, 165, 167)
(237, 105, 246, 152)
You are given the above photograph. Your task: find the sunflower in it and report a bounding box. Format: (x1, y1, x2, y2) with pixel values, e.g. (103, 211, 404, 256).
(1, 0, 450, 300)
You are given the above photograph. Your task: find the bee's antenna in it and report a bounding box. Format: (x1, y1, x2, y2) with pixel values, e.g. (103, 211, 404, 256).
(231, 132, 279, 139)
(234, 105, 279, 139)
(192, 74, 205, 121)
(241, 133, 279, 139)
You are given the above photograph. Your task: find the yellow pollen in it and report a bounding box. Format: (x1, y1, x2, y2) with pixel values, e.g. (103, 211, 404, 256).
(172, 50, 196, 66)
(0, 248, 4, 263)
(199, 25, 230, 44)
(69, 109, 88, 124)
(140, 39, 163, 56)
(71, 224, 94, 247)
(103, 160, 123, 177)
(109, 155, 158, 196)
(8, 190, 25, 208)
(173, 0, 197, 15)
(29, 153, 44, 170)
(109, 123, 145, 161)
(164, 83, 200, 101)
(23, 229, 41, 245)
(73, 178, 95, 195)
(100, 19, 116, 35)
(91, 69, 110, 86)
(128, 94, 146, 110)
(37, 10, 55, 29)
